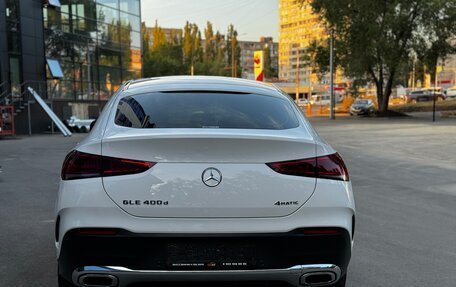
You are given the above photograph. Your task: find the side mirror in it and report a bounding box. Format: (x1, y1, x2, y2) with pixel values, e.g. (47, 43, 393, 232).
(89, 120, 96, 131)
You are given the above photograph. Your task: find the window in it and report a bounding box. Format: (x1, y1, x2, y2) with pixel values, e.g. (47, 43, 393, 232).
(97, 0, 119, 9)
(119, 0, 140, 15)
(130, 31, 140, 48)
(46, 0, 62, 8)
(46, 59, 64, 78)
(119, 12, 140, 31)
(98, 48, 121, 66)
(97, 4, 119, 25)
(115, 92, 299, 130)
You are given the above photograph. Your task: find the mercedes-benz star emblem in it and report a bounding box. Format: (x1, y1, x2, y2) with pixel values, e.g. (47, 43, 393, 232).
(201, 168, 222, 187)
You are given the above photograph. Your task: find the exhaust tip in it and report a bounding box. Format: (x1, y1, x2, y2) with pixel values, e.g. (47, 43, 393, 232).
(300, 271, 336, 286)
(79, 274, 118, 287)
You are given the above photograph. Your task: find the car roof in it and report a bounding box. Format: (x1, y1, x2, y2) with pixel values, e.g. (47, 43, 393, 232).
(121, 76, 284, 98)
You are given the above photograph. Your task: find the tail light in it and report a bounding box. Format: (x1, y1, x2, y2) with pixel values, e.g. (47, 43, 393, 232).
(266, 153, 349, 181)
(61, 150, 155, 180)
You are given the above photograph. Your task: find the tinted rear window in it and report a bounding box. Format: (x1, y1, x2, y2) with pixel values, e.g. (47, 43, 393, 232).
(114, 92, 299, 130)
(355, 100, 368, 104)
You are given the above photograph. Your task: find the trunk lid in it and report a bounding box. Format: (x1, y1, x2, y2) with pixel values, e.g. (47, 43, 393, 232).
(102, 129, 316, 218)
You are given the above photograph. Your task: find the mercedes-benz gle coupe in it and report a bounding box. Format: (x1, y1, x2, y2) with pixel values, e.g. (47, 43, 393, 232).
(56, 76, 355, 287)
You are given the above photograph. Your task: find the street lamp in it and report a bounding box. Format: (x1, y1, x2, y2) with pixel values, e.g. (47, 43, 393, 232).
(329, 29, 335, 120)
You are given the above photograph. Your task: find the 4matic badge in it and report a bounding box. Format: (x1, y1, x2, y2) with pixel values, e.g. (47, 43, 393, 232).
(274, 201, 299, 206)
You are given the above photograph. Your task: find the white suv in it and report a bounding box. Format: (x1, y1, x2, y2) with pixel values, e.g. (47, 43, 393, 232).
(56, 76, 355, 287)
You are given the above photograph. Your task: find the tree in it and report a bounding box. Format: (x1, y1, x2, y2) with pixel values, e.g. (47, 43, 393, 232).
(215, 31, 225, 61)
(263, 45, 278, 79)
(306, 0, 456, 113)
(143, 43, 185, 77)
(151, 21, 167, 52)
(204, 21, 216, 61)
(141, 22, 150, 53)
(183, 22, 203, 74)
(226, 24, 241, 77)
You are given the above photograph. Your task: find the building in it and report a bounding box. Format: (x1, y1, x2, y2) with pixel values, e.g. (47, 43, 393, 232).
(239, 37, 278, 80)
(0, 0, 142, 134)
(440, 37, 456, 88)
(278, 0, 328, 97)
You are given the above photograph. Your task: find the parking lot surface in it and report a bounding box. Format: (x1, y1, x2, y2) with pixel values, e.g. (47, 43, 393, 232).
(1, 116, 455, 287)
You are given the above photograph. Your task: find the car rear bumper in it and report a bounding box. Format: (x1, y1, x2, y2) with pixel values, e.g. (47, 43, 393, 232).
(60, 229, 351, 287)
(73, 264, 341, 287)
(350, 109, 369, 115)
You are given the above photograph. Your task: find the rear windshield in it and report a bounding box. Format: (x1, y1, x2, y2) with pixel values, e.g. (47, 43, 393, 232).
(355, 100, 368, 104)
(114, 92, 299, 130)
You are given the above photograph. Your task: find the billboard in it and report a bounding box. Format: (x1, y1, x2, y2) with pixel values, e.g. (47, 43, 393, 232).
(254, 51, 264, 81)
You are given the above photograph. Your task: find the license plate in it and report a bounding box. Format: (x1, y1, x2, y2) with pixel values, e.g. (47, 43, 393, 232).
(166, 242, 256, 269)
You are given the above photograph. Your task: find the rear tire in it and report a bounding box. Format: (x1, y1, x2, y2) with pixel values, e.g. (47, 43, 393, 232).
(58, 268, 75, 287)
(58, 276, 75, 287)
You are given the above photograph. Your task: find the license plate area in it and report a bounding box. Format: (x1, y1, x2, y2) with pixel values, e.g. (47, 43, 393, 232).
(166, 241, 257, 270)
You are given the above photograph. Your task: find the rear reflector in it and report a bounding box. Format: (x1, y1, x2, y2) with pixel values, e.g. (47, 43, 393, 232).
(302, 229, 340, 235)
(266, 153, 349, 181)
(61, 150, 155, 180)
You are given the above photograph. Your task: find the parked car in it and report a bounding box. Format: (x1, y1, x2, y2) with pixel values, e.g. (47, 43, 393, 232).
(405, 89, 445, 103)
(310, 94, 331, 105)
(56, 76, 354, 287)
(297, 97, 309, 106)
(350, 99, 375, 116)
(65, 116, 95, 133)
(444, 87, 456, 100)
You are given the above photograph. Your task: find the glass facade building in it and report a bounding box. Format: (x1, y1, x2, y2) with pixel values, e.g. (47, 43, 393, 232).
(43, 0, 142, 101)
(0, 0, 142, 134)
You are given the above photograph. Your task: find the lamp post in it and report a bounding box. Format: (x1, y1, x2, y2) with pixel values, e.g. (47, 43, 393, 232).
(329, 29, 335, 120)
(433, 64, 443, 122)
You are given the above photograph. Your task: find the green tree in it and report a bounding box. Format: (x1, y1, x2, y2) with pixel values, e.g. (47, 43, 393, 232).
(226, 24, 241, 77)
(306, 0, 456, 113)
(263, 45, 278, 79)
(143, 43, 185, 77)
(215, 31, 225, 61)
(151, 21, 167, 52)
(183, 22, 203, 74)
(141, 22, 150, 53)
(204, 21, 216, 61)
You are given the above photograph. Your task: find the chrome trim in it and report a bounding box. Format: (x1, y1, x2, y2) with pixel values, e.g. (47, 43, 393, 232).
(300, 271, 337, 286)
(73, 264, 341, 287)
(78, 274, 118, 287)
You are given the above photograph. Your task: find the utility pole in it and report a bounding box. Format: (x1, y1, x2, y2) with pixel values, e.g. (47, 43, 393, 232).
(412, 57, 416, 90)
(87, 40, 92, 99)
(433, 64, 442, 122)
(329, 29, 335, 120)
(295, 46, 300, 103)
(231, 39, 235, 77)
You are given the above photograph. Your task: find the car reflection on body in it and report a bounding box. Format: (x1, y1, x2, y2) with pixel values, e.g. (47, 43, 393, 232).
(65, 116, 96, 133)
(349, 99, 375, 116)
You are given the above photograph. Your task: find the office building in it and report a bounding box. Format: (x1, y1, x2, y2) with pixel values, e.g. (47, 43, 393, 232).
(0, 0, 142, 134)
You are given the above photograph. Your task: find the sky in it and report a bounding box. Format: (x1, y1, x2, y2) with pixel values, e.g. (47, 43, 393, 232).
(141, 0, 279, 42)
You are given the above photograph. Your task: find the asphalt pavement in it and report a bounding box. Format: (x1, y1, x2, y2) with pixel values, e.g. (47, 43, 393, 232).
(1, 116, 455, 287)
